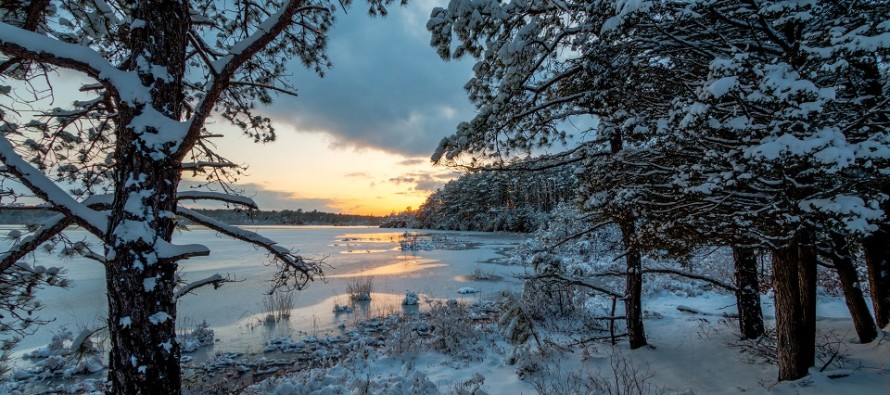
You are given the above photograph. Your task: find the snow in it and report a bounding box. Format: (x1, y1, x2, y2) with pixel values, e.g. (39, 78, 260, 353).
(148, 311, 171, 325)
(176, 190, 258, 209)
(4, 227, 889, 393)
(0, 138, 108, 233)
(707, 75, 738, 98)
(143, 276, 157, 292)
(129, 106, 192, 158)
(0, 23, 149, 104)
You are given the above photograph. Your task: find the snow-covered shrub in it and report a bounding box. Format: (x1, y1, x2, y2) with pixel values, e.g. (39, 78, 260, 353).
(499, 293, 538, 347)
(468, 266, 491, 280)
(347, 277, 373, 301)
(426, 299, 483, 359)
(383, 316, 423, 357)
(15, 327, 105, 380)
(177, 320, 215, 353)
(520, 277, 583, 320)
(528, 351, 659, 395)
(402, 291, 419, 305)
(452, 372, 488, 395)
(333, 304, 354, 313)
(244, 364, 440, 395)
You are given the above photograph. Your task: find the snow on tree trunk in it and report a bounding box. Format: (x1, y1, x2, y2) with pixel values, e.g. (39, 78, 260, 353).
(732, 247, 763, 340)
(102, 2, 189, 392)
(620, 219, 647, 349)
(772, 238, 816, 381)
(829, 232, 878, 343)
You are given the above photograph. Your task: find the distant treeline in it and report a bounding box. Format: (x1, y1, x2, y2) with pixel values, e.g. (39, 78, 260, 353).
(0, 208, 382, 226)
(381, 164, 577, 232)
(185, 208, 382, 226)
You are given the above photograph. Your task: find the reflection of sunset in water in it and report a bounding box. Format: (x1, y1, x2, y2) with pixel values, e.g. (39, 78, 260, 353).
(328, 258, 446, 278)
(339, 249, 389, 254)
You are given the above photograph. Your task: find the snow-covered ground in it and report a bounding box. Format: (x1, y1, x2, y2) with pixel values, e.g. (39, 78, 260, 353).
(2, 226, 889, 394)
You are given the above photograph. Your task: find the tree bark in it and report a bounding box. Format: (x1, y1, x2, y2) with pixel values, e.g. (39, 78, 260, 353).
(103, 1, 189, 393)
(732, 247, 764, 339)
(796, 231, 818, 369)
(863, 197, 890, 329)
(828, 232, 878, 343)
(620, 219, 647, 349)
(772, 238, 814, 381)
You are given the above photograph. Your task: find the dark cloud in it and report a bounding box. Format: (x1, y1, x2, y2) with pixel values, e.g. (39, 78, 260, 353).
(266, 1, 474, 157)
(388, 176, 416, 184)
(387, 170, 453, 193)
(397, 158, 428, 166)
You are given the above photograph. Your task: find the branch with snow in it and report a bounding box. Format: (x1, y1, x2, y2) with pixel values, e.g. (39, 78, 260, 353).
(0, 22, 146, 104)
(176, 190, 258, 209)
(0, 214, 71, 273)
(526, 273, 624, 299)
(174, 273, 236, 300)
(180, 0, 329, 160)
(0, 138, 108, 236)
(176, 207, 321, 290)
(181, 161, 240, 171)
(593, 268, 738, 292)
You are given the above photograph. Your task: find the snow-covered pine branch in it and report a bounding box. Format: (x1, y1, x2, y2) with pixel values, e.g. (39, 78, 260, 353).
(176, 190, 258, 209)
(176, 207, 321, 291)
(0, 22, 147, 104)
(0, 137, 107, 236)
(0, 214, 71, 272)
(174, 273, 234, 300)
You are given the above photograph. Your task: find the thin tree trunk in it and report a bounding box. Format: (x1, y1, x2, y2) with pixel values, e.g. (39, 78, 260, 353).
(829, 232, 878, 343)
(855, 54, 890, 330)
(863, 197, 890, 329)
(620, 219, 647, 349)
(796, 231, 818, 369)
(732, 247, 763, 339)
(772, 242, 809, 381)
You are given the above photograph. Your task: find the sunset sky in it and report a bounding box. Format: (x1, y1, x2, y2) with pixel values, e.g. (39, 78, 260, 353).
(0, 1, 475, 216)
(200, 0, 475, 215)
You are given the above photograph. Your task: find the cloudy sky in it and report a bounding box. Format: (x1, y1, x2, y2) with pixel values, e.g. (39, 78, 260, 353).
(203, 0, 474, 215)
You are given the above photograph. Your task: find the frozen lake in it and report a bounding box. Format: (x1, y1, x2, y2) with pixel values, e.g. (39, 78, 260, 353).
(2, 225, 526, 361)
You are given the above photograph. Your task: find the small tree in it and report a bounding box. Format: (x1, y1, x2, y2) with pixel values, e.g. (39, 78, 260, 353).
(0, 0, 402, 393)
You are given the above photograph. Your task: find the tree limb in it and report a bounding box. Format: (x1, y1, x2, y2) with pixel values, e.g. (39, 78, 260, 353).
(0, 137, 107, 236)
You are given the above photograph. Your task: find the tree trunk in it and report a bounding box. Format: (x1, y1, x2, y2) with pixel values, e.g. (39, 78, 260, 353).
(732, 247, 763, 339)
(620, 219, 647, 349)
(104, 1, 189, 393)
(863, 198, 890, 329)
(796, 231, 818, 369)
(772, 238, 815, 381)
(855, 54, 890, 330)
(829, 232, 878, 343)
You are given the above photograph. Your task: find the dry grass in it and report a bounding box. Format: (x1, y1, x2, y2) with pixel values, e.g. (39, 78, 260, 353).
(347, 277, 373, 301)
(262, 291, 296, 323)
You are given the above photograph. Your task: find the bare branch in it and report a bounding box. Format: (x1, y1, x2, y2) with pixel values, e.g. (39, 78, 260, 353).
(526, 273, 624, 298)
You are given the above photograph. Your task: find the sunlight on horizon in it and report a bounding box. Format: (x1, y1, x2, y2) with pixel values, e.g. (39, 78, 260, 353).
(199, 121, 458, 216)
